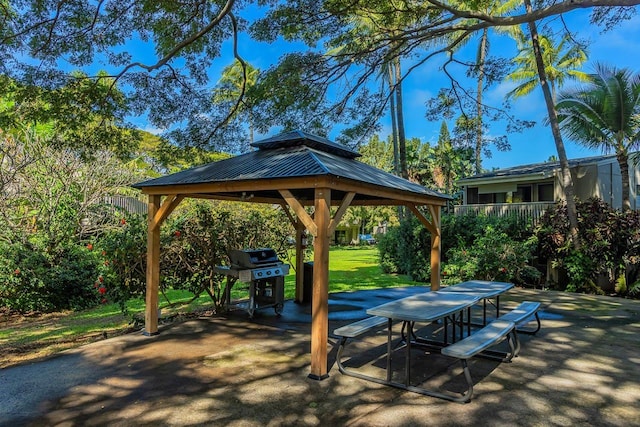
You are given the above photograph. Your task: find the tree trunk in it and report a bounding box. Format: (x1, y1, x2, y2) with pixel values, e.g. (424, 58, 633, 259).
(387, 63, 400, 176)
(524, 0, 581, 250)
(394, 57, 408, 180)
(617, 148, 631, 211)
(249, 108, 254, 145)
(475, 29, 488, 175)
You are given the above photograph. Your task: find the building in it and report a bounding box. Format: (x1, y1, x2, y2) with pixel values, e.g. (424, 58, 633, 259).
(455, 153, 640, 221)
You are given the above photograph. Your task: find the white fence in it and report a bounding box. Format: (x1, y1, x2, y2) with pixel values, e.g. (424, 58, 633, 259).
(103, 195, 148, 215)
(453, 202, 555, 224)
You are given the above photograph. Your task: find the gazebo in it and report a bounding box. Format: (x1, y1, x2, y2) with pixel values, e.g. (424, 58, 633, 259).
(132, 130, 451, 379)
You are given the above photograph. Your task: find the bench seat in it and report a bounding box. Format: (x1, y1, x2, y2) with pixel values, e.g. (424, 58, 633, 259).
(500, 301, 541, 334)
(440, 319, 517, 402)
(333, 316, 387, 338)
(441, 319, 516, 360)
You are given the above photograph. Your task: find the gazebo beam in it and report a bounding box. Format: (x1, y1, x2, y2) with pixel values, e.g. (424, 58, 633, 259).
(151, 194, 184, 231)
(140, 177, 447, 207)
(279, 189, 318, 237)
(279, 202, 308, 304)
(294, 222, 306, 303)
(144, 194, 185, 335)
(328, 192, 355, 235)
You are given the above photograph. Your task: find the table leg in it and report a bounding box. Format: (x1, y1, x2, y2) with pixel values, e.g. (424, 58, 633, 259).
(405, 321, 412, 387)
(443, 317, 449, 345)
(483, 299, 487, 325)
(386, 318, 392, 382)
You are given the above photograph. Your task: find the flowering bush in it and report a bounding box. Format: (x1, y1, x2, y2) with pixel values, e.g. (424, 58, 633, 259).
(536, 198, 640, 295)
(95, 200, 293, 313)
(0, 238, 102, 312)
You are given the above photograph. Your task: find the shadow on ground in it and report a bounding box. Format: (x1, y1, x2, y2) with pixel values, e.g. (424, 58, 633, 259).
(1, 288, 639, 426)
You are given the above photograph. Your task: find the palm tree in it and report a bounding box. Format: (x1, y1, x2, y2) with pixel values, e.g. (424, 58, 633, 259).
(471, 0, 522, 174)
(506, 32, 590, 102)
(517, 0, 585, 249)
(556, 64, 640, 211)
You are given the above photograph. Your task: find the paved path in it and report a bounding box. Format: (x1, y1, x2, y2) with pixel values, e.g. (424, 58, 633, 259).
(1, 288, 639, 426)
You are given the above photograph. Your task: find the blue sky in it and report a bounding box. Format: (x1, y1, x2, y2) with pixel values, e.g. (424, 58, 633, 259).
(130, 7, 640, 172)
(386, 11, 640, 170)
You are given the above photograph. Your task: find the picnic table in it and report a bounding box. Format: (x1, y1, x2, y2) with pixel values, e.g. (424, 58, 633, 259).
(439, 280, 514, 325)
(335, 285, 528, 403)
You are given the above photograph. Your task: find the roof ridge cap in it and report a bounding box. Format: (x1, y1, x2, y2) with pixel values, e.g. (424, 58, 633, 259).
(305, 147, 331, 174)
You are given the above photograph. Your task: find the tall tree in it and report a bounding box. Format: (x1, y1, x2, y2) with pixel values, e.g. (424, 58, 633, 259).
(556, 64, 640, 211)
(3, 0, 638, 152)
(213, 60, 260, 147)
(468, 0, 522, 174)
(337, 2, 417, 178)
(433, 121, 474, 195)
(521, 0, 581, 249)
(386, 63, 400, 175)
(506, 33, 590, 102)
(1, 72, 138, 158)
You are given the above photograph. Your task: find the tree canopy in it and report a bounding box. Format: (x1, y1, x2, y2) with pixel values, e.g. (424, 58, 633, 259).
(2, 0, 638, 152)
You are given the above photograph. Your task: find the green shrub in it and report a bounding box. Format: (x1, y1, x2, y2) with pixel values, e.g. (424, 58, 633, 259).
(442, 226, 540, 286)
(0, 239, 101, 313)
(95, 201, 294, 313)
(97, 214, 148, 311)
(378, 212, 535, 284)
(377, 216, 431, 281)
(377, 227, 401, 274)
(441, 212, 532, 262)
(536, 198, 639, 295)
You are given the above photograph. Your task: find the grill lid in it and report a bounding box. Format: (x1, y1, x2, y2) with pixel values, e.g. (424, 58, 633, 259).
(229, 248, 280, 268)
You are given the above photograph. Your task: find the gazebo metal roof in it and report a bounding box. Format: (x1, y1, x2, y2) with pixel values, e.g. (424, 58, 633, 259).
(133, 130, 449, 206)
(133, 130, 449, 381)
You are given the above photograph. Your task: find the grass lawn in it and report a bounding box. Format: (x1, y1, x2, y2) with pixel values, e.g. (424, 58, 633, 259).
(0, 246, 423, 367)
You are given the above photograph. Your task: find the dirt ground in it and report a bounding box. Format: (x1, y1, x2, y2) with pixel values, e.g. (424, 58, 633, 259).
(1, 288, 640, 427)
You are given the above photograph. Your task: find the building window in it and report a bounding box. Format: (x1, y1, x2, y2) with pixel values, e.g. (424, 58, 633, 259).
(495, 192, 507, 203)
(334, 229, 347, 245)
(538, 183, 554, 201)
(514, 185, 532, 202)
(478, 193, 495, 204)
(467, 187, 479, 204)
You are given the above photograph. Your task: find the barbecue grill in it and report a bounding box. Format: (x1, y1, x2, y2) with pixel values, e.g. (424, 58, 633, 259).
(215, 248, 289, 318)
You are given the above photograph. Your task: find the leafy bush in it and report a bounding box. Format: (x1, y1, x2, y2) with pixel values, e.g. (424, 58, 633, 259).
(161, 201, 293, 307)
(378, 226, 402, 274)
(536, 198, 640, 295)
(0, 238, 101, 313)
(442, 226, 541, 286)
(377, 216, 431, 281)
(96, 200, 294, 313)
(378, 212, 536, 284)
(97, 214, 148, 311)
(441, 212, 532, 262)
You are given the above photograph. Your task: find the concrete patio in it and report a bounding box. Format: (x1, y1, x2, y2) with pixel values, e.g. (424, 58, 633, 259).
(2, 287, 639, 426)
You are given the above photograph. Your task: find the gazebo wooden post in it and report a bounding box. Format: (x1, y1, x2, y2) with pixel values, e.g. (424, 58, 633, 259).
(295, 222, 305, 303)
(309, 187, 331, 380)
(407, 204, 442, 291)
(429, 205, 442, 291)
(144, 194, 161, 336)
